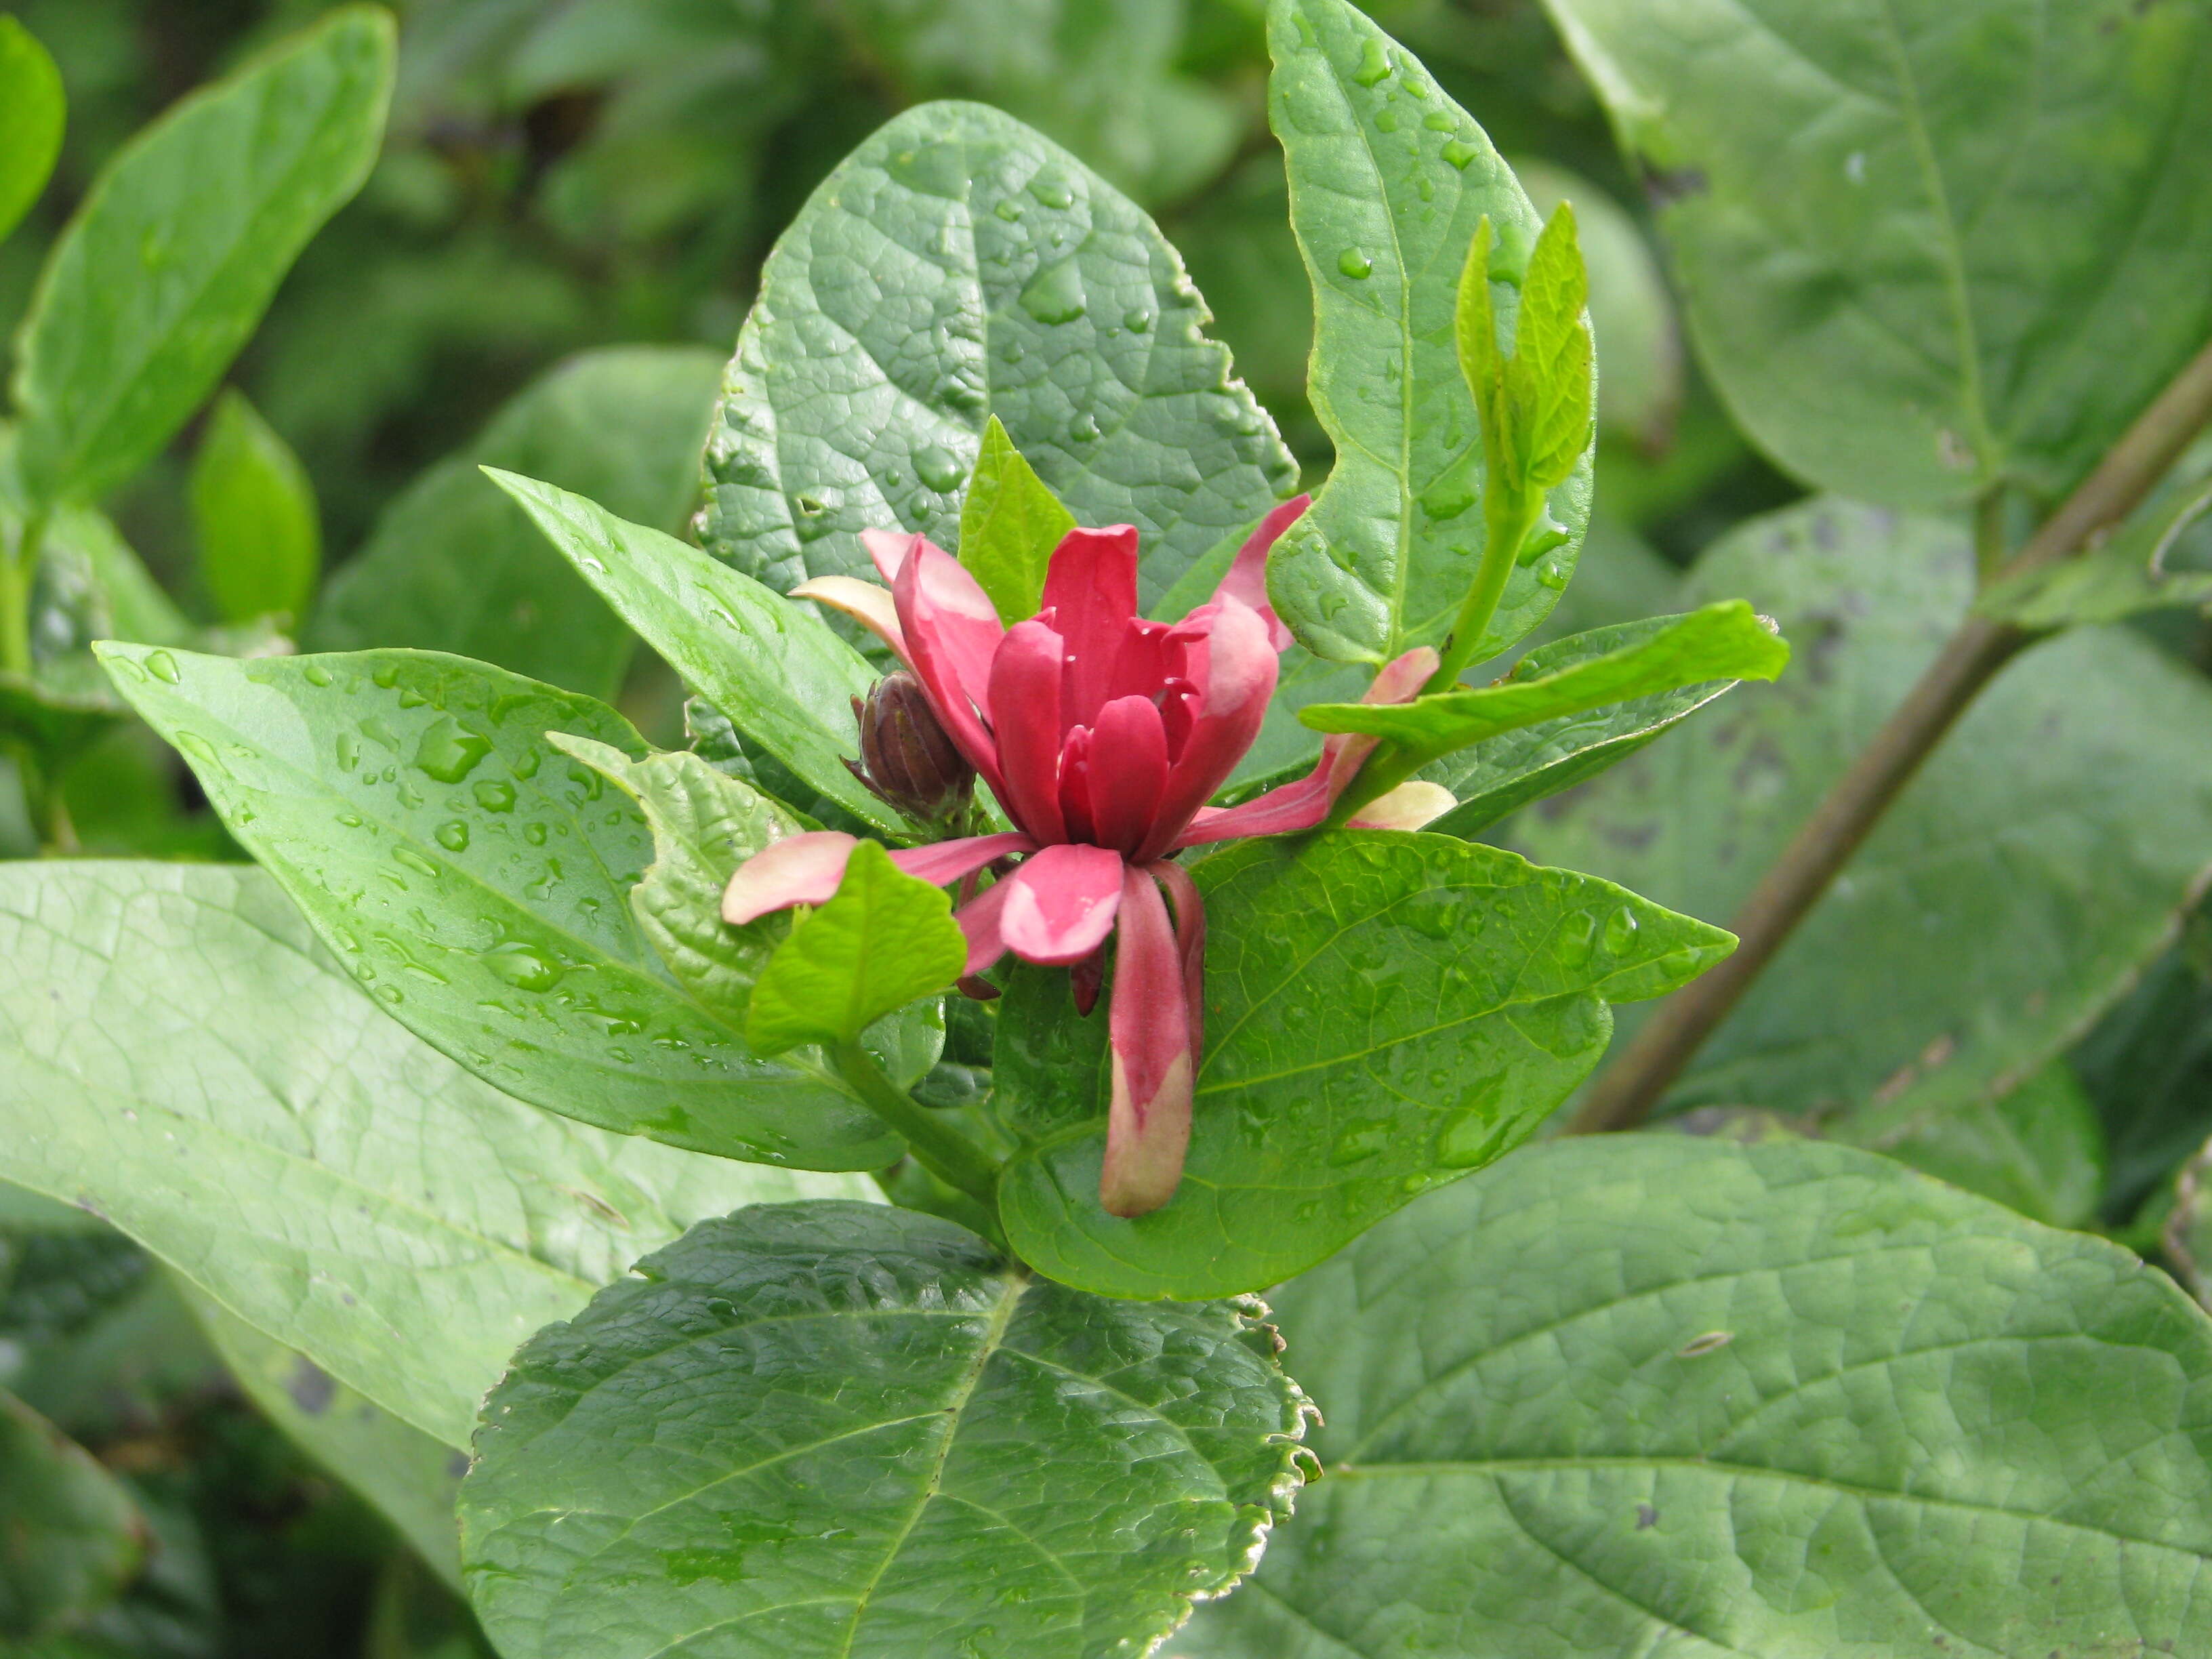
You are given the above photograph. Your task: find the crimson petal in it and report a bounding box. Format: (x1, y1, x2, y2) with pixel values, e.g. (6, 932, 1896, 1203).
(998, 844, 1124, 965)
(893, 537, 1006, 794)
(1138, 596, 1278, 860)
(951, 876, 1015, 978)
(1212, 494, 1309, 653)
(987, 620, 1068, 843)
(1101, 863, 1193, 1218)
(889, 832, 1036, 887)
(1041, 525, 1141, 726)
(1087, 695, 1169, 857)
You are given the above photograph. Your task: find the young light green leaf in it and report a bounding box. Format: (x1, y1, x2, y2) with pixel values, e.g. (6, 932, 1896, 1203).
(96, 641, 902, 1172)
(699, 100, 1296, 617)
(9, 7, 395, 510)
(1264, 0, 1593, 665)
(1303, 601, 1786, 760)
(956, 413, 1074, 622)
(0, 1387, 144, 1639)
(0, 18, 64, 248)
(485, 468, 901, 835)
(1501, 201, 1593, 491)
(459, 1202, 1309, 1659)
(1453, 216, 1499, 432)
(306, 347, 724, 701)
(0, 859, 877, 1449)
(995, 832, 1734, 1298)
(746, 839, 966, 1055)
(186, 1288, 465, 1591)
(1975, 476, 2212, 629)
(189, 388, 320, 623)
(1174, 1134, 2212, 1658)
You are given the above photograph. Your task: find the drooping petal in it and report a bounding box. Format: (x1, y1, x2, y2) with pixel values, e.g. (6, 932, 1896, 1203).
(720, 830, 856, 924)
(1348, 780, 1457, 831)
(987, 619, 1067, 843)
(1101, 863, 1193, 1218)
(951, 876, 1015, 977)
(1151, 858, 1206, 1057)
(860, 527, 914, 585)
(998, 843, 1124, 965)
(888, 831, 1036, 887)
(791, 575, 909, 662)
(1138, 595, 1278, 860)
(1321, 644, 1439, 796)
(893, 538, 1006, 792)
(1212, 494, 1309, 653)
(1040, 525, 1140, 725)
(1087, 694, 1169, 857)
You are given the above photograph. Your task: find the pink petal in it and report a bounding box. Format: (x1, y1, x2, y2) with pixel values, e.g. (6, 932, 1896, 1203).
(1212, 495, 1309, 653)
(1105, 615, 1176, 706)
(861, 527, 914, 585)
(1101, 863, 1193, 1218)
(1137, 596, 1278, 860)
(987, 620, 1068, 844)
(1322, 644, 1440, 796)
(889, 832, 1036, 887)
(720, 831, 856, 924)
(953, 876, 1015, 977)
(1087, 695, 1169, 857)
(791, 575, 910, 663)
(1348, 780, 1456, 831)
(893, 539, 1006, 794)
(1040, 525, 1140, 725)
(1151, 859, 1206, 1056)
(998, 844, 1124, 965)
(1057, 724, 1097, 844)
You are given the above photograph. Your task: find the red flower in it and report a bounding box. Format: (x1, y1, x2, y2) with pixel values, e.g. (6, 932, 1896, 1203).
(723, 499, 1448, 1216)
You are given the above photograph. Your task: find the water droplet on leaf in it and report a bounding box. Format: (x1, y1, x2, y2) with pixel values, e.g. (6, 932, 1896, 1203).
(912, 445, 964, 492)
(1017, 258, 1086, 325)
(435, 821, 470, 852)
(480, 942, 565, 992)
(1338, 248, 1374, 279)
(415, 717, 492, 783)
(145, 651, 181, 684)
(1353, 36, 1391, 86)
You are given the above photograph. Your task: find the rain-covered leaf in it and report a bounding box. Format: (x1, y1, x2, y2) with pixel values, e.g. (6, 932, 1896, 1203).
(995, 830, 1733, 1298)
(0, 1388, 144, 1639)
(460, 1201, 1309, 1659)
(189, 388, 320, 624)
(1174, 1134, 2212, 1658)
(957, 413, 1073, 622)
(0, 17, 64, 248)
(0, 859, 876, 1448)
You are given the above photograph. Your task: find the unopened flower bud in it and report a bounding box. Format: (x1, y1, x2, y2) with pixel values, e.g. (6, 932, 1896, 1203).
(847, 672, 975, 823)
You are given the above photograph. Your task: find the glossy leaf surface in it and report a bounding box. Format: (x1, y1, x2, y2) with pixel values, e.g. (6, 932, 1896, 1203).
(189, 388, 320, 624)
(957, 413, 1073, 623)
(0, 17, 63, 247)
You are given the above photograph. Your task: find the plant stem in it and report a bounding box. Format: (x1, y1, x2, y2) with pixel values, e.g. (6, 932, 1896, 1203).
(828, 1039, 1002, 1210)
(1569, 333, 2212, 1136)
(1429, 487, 1536, 695)
(1973, 487, 2008, 583)
(0, 514, 39, 679)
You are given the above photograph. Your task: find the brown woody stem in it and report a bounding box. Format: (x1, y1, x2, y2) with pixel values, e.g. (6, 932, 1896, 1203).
(1570, 335, 2212, 1136)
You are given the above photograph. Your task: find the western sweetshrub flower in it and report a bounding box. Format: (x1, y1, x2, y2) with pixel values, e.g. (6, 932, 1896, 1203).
(722, 499, 1448, 1216)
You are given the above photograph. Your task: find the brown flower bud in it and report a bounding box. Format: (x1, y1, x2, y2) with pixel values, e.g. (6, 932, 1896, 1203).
(846, 672, 975, 823)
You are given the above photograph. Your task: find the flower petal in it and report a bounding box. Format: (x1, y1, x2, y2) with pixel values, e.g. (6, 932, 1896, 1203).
(1348, 780, 1457, 831)
(1101, 864, 1193, 1218)
(950, 876, 1015, 977)
(1151, 858, 1206, 1056)
(893, 537, 1006, 792)
(1138, 595, 1277, 860)
(1087, 694, 1169, 857)
(889, 831, 1036, 887)
(792, 575, 909, 661)
(720, 830, 856, 924)
(987, 619, 1068, 843)
(1041, 525, 1141, 725)
(1322, 644, 1439, 795)
(1212, 494, 1309, 653)
(998, 843, 1124, 965)
(860, 527, 914, 585)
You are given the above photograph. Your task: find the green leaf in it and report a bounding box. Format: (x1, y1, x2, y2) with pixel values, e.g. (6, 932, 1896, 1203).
(1303, 600, 1786, 760)
(189, 388, 320, 623)
(459, 1202, 1309, 1659)
(307, 347, 724, 702)
(0, 1388, 144, 1640)
(9, 7, 395, 510)
(0, 859, 878, 1448)
(0, 18, 64, 248)
(747, 839, 966, 1055)
(1500, 202, 1593, 491)
(96, 642, 901, 1172)
(699, 100, 1299, 618)
(1172, 1134, 2212, 1658)
(995, 831, 1734, 1298)
(1541, 0, 2212, 509)
(1263, 0, 1593, 664)
(185, 1286, 466, 1591)
(1975, 474, 2212, 629)
(486, 468, 901, 835)
(956, 413, 1074, 622)
(1844, 1060, 2106, 1230)
(1507, 496, 2212, 1132)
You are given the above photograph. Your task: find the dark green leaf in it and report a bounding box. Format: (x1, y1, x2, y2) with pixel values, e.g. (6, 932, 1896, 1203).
(996, 831, 1733, 1298)
(0, 859, 878, 1448)
(0, 18, 64, 248)
(459, 1202, 1309, 1659)
(189, 388, 320, 624)
(97, 642, 901, 1171)
(487, 468, 901, 834)
(1173, 1134, 2212, 1657)
(1507, 496, 2212, 1130)
(699, 100, 1298, 617)
(9, 7, 395, 509)
(1542, 0, 2212, 508)
(307, 346, 724, 702)
(1263, 0, 1593, 664)
(1842, 1060, 2106, 1229)
(1302, 600, 1786, 760)
(747, 840, 966, 1055)
(0, 1388, 144, 1639)
(957, 413, 1074, 622)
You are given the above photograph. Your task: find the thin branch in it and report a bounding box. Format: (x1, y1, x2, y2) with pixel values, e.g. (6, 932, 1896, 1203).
(1570, 335, 2212, 1135)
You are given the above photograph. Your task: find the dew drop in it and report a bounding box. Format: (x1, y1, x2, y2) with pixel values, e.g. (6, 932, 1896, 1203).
(1441, 138, 1479, 170)
(335, 731, 361, 771)
(1027, 173, 1076, 209)
(474, 779, 517, 813)
(1017, 259, 1086, 325)
(435, 821, 471, 853)
(1557, 909, 1599, 966)
(336, 811, 363, 829)
(1374, 104, 1399, 133)
(480, 941, 565, 992)
(173, 731, 220, 766)
(1435, 1113, 1511, 1170)
(1352, 35, 1391, 86)
(302, 663, 333, 687)
(1422, 110, 1454, 132)
(1123, 308, 1151, 333)
(372, 661, 401, 689)
(912, 445, 964, 492)
(1536, 559, 1569, 591)
(392, 846, 441, 878)
(1338, 247, 1374, 279)
(994, 198, 1023, 222)
(145, 651, 181, 684)
(377, 985, 404, 1005)
(415, 717, 493, 783)
(523, 821, 549, 846)
(1069, 412, 1101, 443)
(1603, 906, 1640, 956)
